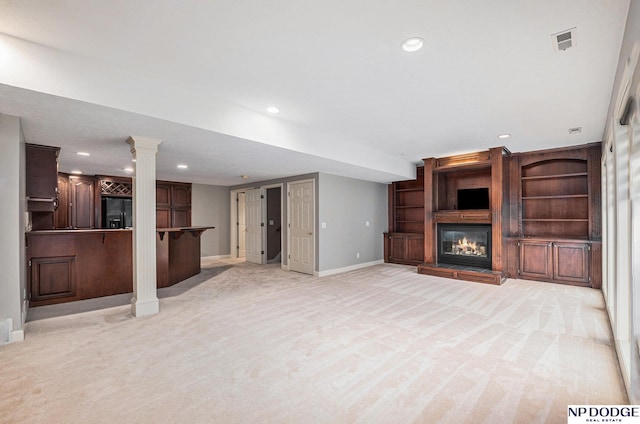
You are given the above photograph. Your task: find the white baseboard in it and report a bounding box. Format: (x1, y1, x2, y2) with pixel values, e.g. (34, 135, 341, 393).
(315, 260, 384, 277)
(201, 254, 231, 261)
(10, 329, 24, 343)
(131, 297, 159, 317)
(0, 319, 25, 345)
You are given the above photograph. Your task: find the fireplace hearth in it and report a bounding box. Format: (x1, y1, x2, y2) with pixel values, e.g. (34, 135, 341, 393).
(437, 224, 492, 269)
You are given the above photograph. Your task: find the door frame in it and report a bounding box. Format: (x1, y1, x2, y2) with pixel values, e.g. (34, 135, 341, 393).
(230, 184, 284, 265)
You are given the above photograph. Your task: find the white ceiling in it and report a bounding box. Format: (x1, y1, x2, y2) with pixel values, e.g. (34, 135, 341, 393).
(0, 0, 630, 185)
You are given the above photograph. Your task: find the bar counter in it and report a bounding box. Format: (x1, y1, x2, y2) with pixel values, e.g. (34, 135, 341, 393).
(26, 227, 213, 307)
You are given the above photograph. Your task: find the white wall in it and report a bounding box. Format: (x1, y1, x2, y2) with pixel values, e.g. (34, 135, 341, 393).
(317, 173, 387, 274)
(191, 184, 230, 257)
(0, 113, 25, 343)
(602, 0, 640, 403)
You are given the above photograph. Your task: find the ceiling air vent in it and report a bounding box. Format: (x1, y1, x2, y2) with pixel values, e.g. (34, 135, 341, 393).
(568, 127, 582, 134)
(552, 28, 576, 52)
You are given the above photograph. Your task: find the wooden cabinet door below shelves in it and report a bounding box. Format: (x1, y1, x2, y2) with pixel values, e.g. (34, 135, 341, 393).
(553, 242, 589, 284)
(389, 234, 407, 263)
(387, 233, 423, 264)
(519, 240, 552, 280)
(405, 234, 424, 263)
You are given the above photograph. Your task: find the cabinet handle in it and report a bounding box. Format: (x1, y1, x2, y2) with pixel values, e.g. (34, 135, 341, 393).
(26, 197, 56, 202)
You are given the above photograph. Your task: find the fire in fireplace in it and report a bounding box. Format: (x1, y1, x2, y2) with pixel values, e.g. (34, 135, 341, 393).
(437, 224, 492, 269)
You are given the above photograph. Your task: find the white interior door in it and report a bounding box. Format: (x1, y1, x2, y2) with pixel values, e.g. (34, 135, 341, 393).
(288, 180, 314, 275)
(237, 192, 246, 258)
(245, 188, 263, 264)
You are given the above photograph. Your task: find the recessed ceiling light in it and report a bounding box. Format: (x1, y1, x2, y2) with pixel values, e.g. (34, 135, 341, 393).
(266, 106, 280, 114)
(124, 167, 134, 173)
(241, 175, 250, 179)
(498, 134, 511, 139)
(132, 158, 137, 162)
(401, 37, 424, 52)
(177, 164, 188, 169)
(70, 170, 82, 175)
(76, 151, 90, 156)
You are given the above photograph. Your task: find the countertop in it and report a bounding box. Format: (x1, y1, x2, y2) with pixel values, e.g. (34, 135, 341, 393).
(27, 226, 215, 235)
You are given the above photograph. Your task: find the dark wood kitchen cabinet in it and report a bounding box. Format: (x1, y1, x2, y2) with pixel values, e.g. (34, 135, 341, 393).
(30, 256, 76, 302)
(54, 173, 70, 229)
(69, 175, 96, 229)
(170, 183, 191, 227)
(55, 174, 96, 229)
(156, 183, 171, 209)
(156, 181, 191, 227)
(26, 144, 59, 212)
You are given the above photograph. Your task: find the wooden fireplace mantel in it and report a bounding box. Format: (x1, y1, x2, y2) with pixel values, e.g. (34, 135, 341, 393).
(387, 142, 602, 287)
(417, 146, 510, 285)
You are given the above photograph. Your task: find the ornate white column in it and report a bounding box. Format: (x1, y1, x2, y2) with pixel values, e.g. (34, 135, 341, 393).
(127, 136, 162, 317)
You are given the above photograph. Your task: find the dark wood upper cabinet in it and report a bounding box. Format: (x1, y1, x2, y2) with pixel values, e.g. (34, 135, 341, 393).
(26, 144, 59, 212)
(69, 175, 95, 229)
(54, 173, 70, 229)
(156, 209, 171, 228)
(156, 184, 171, 209)
(94, 177, 192, 228)
(171, 184, 191, 209)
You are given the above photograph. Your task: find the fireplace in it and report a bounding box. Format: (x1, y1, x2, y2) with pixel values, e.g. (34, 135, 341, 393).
(437, 224, 492, 269)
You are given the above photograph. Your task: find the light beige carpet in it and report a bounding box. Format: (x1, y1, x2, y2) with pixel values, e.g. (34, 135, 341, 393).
(0, 261, 627, 423)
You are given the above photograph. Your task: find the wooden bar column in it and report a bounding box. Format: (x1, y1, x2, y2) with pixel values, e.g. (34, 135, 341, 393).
(127, 136, 162, 317)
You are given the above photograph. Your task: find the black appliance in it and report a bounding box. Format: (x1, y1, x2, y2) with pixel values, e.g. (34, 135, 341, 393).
(102, 197, 133, 228)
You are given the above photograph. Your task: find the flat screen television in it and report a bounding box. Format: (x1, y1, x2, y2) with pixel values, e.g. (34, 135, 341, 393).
(457, 188, 489, 210)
